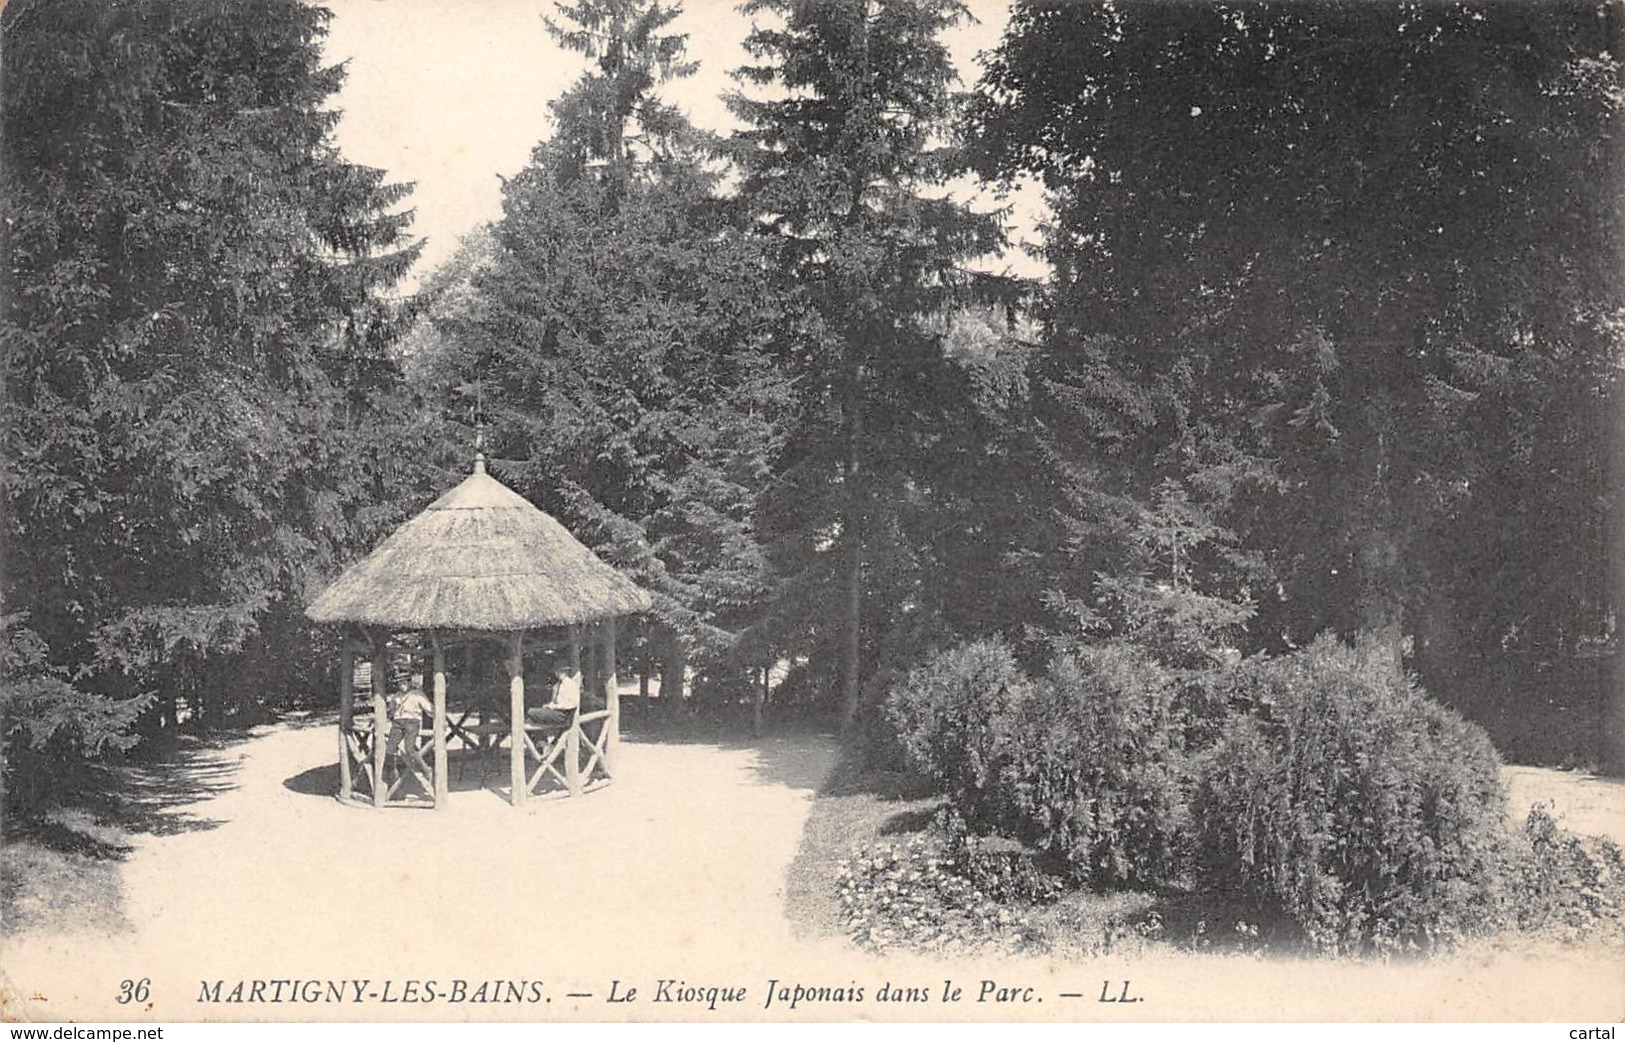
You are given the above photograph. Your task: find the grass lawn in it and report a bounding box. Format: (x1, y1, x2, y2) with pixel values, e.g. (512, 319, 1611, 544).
(782, 749, 942, 942)
(1, 809, 131, 937)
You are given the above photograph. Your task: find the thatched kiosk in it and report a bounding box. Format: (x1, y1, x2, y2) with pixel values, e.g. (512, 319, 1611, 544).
(306, 454, 651, 809)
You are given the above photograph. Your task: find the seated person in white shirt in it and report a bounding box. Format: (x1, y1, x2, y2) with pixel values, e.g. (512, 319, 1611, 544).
(525, 665, 581, 730)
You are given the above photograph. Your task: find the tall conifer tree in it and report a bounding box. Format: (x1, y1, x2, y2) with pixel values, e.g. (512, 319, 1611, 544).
(416, 0, 792, 704)
(728, 0, 1010, 727)
(2, 0, 428, 809)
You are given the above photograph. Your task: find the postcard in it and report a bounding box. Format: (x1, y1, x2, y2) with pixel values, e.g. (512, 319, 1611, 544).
(3, 0, 1621, 1027)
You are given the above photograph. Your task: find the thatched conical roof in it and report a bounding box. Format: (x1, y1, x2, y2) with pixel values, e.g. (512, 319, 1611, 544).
(306, 461, 651, 631)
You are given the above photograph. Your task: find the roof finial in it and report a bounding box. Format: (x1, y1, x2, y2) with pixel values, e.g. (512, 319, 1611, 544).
(472, 376, 487, 475)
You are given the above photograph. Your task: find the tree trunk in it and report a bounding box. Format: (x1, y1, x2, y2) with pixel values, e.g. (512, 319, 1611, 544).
(840, 362, 865, 732)
(1351, 392, 1406, 679)
(662, 628, 686, 716)
(0, 708, 8, 829)
(1413, 585, 1466, 696)
(752, 666, 768, 739)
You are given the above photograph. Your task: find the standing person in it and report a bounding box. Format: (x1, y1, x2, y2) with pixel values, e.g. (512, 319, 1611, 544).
(385, 675, 434, 789)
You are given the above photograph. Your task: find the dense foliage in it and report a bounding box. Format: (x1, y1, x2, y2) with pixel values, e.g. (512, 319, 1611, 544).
(856, 0, 1625, 957)
(888, 638, 1190, 889)
(2, 0, 438, 813)
(1013, 648, 1189, 888)
(1508, 805, 1625, 944)
(883, 633, 1610, 956)
(409, 0, 793, 704)
(1193, 638, 1510, 953)
(971, 2, 1624, 678)
(884, 638, 1027, 808)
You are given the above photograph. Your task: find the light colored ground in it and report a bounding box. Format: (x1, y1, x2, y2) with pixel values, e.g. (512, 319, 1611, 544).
(2, 719, 1621, 1023)
(2, 719, 848, 1022)
(1503, 765, 1625, 845)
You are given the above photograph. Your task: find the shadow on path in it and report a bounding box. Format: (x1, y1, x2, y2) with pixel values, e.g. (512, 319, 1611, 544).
(281, 755, 546, 799)
(614, 705, 840, 783)
(740, 733, 841, 791)
(621, 715, 840, 792)
(116, 733, 250, 836)
(283, 762, 341, 799)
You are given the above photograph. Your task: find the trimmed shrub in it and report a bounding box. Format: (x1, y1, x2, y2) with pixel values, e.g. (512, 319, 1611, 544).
(885, 638, 1030, 822)
(1004, 646, 1188, 888)
(1192, 636, 1510, 954)
(886, 639, 1190, 890)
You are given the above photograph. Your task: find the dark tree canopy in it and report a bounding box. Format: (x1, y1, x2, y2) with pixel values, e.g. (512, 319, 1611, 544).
(972, 1, 1624, 671)
(2, 0, 433, 808)
(9, 0, 1618, 799)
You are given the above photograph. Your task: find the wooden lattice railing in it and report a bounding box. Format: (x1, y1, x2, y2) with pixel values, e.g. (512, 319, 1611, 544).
(522, 708, 613, 798)
(340, 718, 438, 808)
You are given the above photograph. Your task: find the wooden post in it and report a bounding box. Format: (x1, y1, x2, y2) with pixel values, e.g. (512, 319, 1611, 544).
(566, 626, 583, 796)
(604, 615, 619, 775)
(464, 638, 477, 727)
(431, 631, 449, 808)
(337, 642, 354, 801)
(591, 624, 604, 708)
(508, 631, 526, 806)
(564, 715, 582, 796)
(371, 635, 388, 810)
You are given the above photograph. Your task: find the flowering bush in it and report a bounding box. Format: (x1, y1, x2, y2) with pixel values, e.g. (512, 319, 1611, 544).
(1506, 804, 1625, 943)
(835, 834, 1045, 955)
